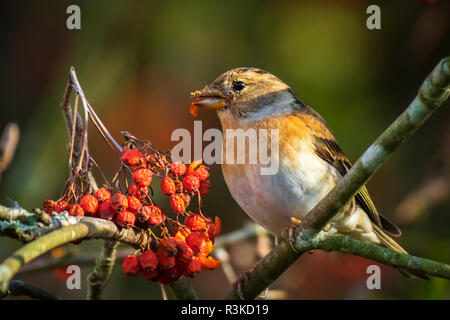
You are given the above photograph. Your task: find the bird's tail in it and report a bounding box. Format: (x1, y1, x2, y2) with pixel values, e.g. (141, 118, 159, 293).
(372, 224, 429, 280)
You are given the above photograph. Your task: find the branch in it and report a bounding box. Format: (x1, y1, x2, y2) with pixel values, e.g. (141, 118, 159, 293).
(0, 208, 153, 293)
(167, 277, 198, 300)
(0, 280, 58, 300)
(86, 240, 119, 300)
(18, 248, 134, 275)
(226, 57, 450, 299)
(0, 122, 20, 182)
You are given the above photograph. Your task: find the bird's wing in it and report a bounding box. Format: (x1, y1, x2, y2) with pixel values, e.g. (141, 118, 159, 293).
(294, 108, 402, 237)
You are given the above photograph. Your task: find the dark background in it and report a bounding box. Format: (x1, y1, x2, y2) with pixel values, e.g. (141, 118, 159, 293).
(0, 0, 449, 299)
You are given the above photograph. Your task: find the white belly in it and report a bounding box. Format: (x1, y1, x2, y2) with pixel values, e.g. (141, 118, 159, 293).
(222, 145, 340, 235)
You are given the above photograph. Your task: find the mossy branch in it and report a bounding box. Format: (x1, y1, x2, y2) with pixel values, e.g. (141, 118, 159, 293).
(227, 57, 450, 299)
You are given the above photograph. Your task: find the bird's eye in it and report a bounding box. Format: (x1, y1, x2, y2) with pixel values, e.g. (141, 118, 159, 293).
(233, 81, 246, 91)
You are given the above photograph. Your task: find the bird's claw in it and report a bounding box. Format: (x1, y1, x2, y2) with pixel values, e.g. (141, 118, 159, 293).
(281, 217, 301, 253)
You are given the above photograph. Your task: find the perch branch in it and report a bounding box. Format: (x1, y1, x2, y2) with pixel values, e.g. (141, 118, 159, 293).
(0, 280, 58, 300)
(227, 57, 450, 299)
(87, 240, 119, 300)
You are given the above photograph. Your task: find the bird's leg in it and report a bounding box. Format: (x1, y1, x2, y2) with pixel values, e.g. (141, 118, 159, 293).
(279, 217, 301, 252)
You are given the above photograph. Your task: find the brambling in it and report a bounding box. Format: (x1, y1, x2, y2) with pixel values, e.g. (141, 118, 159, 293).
(191, 67, 425, 279)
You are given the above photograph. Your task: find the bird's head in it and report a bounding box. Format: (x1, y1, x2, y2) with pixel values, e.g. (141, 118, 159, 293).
(191, 67, 301, 123)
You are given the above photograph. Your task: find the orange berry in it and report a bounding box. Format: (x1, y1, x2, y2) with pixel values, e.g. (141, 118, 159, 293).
(133, 168, 153, 188)
(43, 199, 58, 214)
(169, 162, 186, 176)
(127, 196, 142, 213)
(182, 175, 200, 192)
(95, 188, 111, 202)
(55, 200, 69, 213)
(80, 194, 98, 215)
(198, 255, 221, 270)
(115, 210, 135, 228)
(121, 148, 144, 167)
(68, 204, 84, 217)
(170, 194, 185, 214)
(184, 214, 207, 231)
(160, 177, 176, 195)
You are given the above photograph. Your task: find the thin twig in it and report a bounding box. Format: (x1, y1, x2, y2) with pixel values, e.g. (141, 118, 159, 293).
(0, 122, 20, 182)
(0, 280, 58, 300)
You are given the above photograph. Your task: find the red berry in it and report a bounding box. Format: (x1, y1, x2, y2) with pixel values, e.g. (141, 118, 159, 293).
(97, 198, 115, 220)
(194, 165, 209, 181)
(139, 250, 159, 271)
(160, 177, 176, 195)
(141, 268, 159, 280)
(182, 175, 200, 192)
(170, 162, 186, 176)
(146, 206, 165, 226)
(115, 210, 135, 228)
(121, 148, 144, 167)
(55, 200, 69, 213)
(95, 188, 111, 202)
(186, 231, 203, 254)
(122, 255, 141, 276)
(184, 214, 207, 231)
(177, 246, 194, 265)
(127, 196, 142, 213)
(43, 199, 58, 214)
(206, 216, 222, 242)
(157, 266, 182, 284)
(159, 237, 178, 257)
(80, 194, 98, 215)
(183, 256, 201, 278)
(199, 179, 210, 195)
(170, 194, 186, 214)
(68, 204, 84, 217)
(111, 193, 128, 212)
(157, 248, 176, 270)
(133, 168, 153, 188)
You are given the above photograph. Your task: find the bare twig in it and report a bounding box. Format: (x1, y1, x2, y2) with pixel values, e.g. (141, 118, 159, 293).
(0, 280, 58, 300)
(0, 122, 20, 182)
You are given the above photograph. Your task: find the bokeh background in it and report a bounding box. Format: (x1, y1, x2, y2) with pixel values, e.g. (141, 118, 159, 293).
(0, 0, 449, 299)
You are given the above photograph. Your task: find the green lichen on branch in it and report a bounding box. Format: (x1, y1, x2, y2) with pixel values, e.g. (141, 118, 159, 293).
(227, 57, 450, 300)
(87, 240, 119, 300)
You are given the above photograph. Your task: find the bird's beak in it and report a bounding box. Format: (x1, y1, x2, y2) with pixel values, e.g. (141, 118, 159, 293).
(190, 86, 226, 110)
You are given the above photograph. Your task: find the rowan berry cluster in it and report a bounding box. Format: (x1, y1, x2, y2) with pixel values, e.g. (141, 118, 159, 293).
(43, 141, 220, 284)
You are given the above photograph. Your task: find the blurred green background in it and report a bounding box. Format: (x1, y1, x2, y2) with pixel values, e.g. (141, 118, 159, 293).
(0, 0, 449, 299)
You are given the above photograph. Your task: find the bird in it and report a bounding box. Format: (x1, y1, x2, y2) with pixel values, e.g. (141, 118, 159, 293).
(190, 67, 427, 281)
